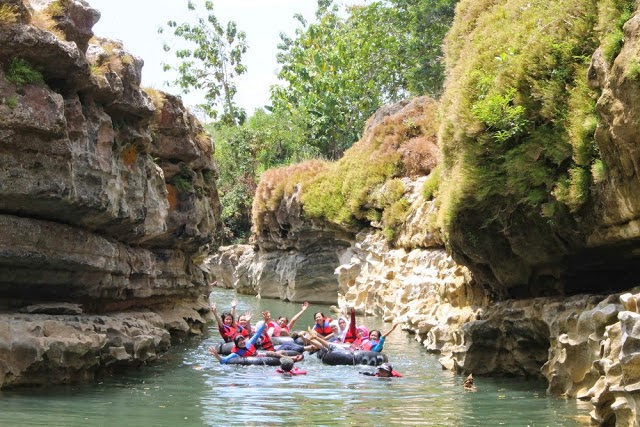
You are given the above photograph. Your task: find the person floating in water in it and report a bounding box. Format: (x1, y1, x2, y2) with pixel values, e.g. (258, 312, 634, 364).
(350, 323, 398, 352)
(276, 301, 309, 336)
(463, 374, 477, 391)
(360, 363, 402, 378)
(208, 312, 303, 364)
(275, 356, 307, 376)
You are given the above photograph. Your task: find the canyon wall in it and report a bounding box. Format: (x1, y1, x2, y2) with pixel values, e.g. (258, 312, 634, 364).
(0, 0, 221, 388)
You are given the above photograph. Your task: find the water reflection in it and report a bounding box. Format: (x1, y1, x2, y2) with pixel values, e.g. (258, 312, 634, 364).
(0, 288, 588, 426)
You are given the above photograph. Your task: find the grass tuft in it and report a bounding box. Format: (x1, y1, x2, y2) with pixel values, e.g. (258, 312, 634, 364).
(6, 58, 44, 89)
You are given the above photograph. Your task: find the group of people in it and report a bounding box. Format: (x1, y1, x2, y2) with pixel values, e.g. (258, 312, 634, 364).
(207, 299, 481, 386)
(207, 300, 402, 377)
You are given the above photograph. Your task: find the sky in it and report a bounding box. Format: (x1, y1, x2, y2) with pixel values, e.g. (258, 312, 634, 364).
(87, 0, 352, 116)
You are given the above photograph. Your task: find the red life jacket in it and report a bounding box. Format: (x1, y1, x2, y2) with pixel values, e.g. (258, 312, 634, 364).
(236, 325, 249, 338)
(360, 339, 377, 351)
(276, 367, 307, 375)
(259, 325, 275, 351)
(220, 324, 238, 343)
(231, 344, 257, 357)
(376, 371, 403, 378)
(313, 320, 333, 336)
(343, 329, 356, 343)
(350, 337, 364, 351)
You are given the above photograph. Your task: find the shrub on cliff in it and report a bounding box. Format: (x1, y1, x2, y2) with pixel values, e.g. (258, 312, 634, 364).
(252, 160, 329, 234)
(300, 98, 439, 231)
(250, 98, 440, 238)
(437, 0, 632, 231)
(5, 58, 43, 89)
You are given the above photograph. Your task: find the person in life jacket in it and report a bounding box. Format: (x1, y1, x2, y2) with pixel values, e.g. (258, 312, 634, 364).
(348, 325, 370, 350)
(350, 323, 398, 352)
(209, 320, 267, 363)
(256, 310, 281, 351)
(340, 307, 358, 344)
(313, 311, 333, 337)
(235, 312, 251, 339)
(211, 300, 252, 343)
(276, 301, 309, 336)
(211, 302, 236, 342)
(209, 312, 305, 364)
(360, 363, 402, 378)
(275, 356, 307, 376)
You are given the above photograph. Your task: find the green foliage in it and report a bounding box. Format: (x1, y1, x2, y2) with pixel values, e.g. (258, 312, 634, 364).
(271, 0, 456, 159)
(392, 0, 457, 96)
(471, 87, 528, 144)
(211, 109, 317, 242)
(46, 0, 67, 17)
(422, 165, 440, 200)
(382, 198, 410, 242)
(600, 0, 635, 64)
(591, 159, 606, 184)
(378, 179, 406, 207)
(6, 58, 44, 89)
(301, 135, 402, 228)
(438, 0, 607, 232)
(252, 160, 329, 234)
(170, 165, 194, 194)
(5, 95, 18, 109)
(160, 0, 247, 124)
(553, 167, 590, 213)
(625, 59, 640, 80)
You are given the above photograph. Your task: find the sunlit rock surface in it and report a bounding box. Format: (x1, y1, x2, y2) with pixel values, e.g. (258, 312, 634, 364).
(0, 0, 221, 388)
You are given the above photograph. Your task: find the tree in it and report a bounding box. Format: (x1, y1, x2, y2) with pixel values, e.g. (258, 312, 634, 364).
(270, 0, 457, 159)
(159, 0, 247, 125)
(210, 109, 317, 242)
(391, 0, 457, 97)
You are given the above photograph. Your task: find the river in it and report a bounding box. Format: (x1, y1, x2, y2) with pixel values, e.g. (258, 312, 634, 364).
(0, 288, 591, 426)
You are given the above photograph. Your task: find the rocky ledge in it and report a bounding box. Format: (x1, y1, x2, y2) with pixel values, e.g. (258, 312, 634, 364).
(0, 0, 221, 388)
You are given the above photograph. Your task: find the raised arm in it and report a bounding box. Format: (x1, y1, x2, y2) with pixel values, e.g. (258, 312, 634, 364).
(211, 303, 224, 326)
(346, 307, 357, 341)
(208, 346, 222, 362)
(370, 323, 398, 352)
(243, 310, 253, 336)
(230, 298, 238, 328)
(382, 323, 398, 339)
(287, 301, 309, 331)
(244, 313, 268, 349)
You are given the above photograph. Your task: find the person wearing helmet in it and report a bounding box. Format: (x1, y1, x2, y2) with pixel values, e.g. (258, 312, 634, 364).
(360, 363, 402, 378)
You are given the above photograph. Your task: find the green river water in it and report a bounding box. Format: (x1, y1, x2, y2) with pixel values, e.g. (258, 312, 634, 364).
(0, 288, 591, 426)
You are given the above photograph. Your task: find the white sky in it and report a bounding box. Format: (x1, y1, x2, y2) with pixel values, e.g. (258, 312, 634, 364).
(87, 0, 357, 116)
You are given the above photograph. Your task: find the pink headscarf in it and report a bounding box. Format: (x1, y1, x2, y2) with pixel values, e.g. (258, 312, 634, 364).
(356, 325, 369, 338)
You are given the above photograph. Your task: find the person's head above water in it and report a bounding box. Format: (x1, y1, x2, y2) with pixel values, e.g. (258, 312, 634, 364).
(377, 363, 393, 377)
(280, 357, 294, 372)
(233, 335, 246, 348)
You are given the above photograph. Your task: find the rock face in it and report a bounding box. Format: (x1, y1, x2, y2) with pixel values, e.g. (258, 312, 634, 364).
(210, 183, 351, 303)
(213, 89, 640, 425)
(210, 2, 640, 424)
(0, 0, 221, 388)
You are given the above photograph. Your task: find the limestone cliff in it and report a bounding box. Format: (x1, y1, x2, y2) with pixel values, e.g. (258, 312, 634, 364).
(210, 0, 640, 424)
(0, 0, 221, 388)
